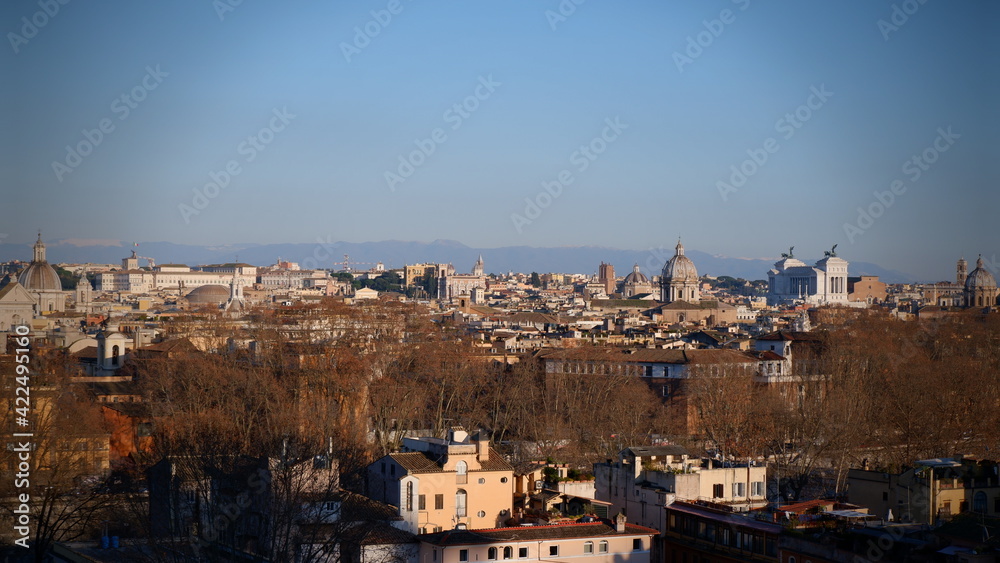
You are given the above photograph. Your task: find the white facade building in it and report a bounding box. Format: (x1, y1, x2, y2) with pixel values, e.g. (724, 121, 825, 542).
(766, 247, 849, 306)
(594, 446, 768, 534)
(96, 262, 256, 293)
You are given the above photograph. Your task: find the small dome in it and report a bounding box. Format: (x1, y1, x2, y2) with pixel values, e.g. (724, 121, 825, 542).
(965, 256, 997, 290)
(18, 262, 62, 291)
(185, 284, 231, 305)
(662, 241, 698, 281)
(623, 264, 649, 284)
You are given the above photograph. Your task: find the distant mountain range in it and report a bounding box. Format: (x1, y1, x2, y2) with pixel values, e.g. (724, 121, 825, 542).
(0, 239, 918, 284)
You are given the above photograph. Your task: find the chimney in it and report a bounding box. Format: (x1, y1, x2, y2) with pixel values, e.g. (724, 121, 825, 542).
(614, 512, 626, 533)
(475, 431, 489, 462)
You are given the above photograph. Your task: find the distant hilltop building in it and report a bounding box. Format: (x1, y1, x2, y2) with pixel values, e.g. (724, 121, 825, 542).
(96, 250, 256, 293)
(621, 264, 652, 299)
(660, 240, 699, 303)
(766, 245, 849, 306)
(438, 255, 487, 302)
(963, 255, 998, 308)
(598, 262, 616, 296)
(16, 232, 67, 313)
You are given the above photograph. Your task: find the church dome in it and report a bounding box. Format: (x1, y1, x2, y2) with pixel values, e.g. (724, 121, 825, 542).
(662, 241, 698, 281)
(18, 263, 61, 291)
(18, 233, 62, 291)
(965, 256, 997, 290)
(623, 264, 649, 284)
(185, 284, 230, 305)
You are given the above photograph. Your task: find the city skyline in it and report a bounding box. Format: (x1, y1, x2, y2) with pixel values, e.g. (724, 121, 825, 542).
(3, 1, 997, 283)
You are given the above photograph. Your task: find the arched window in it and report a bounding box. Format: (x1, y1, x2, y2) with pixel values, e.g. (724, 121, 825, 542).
(973, 491, 987, 513)
(583, 542, 593, 554)
(598, 541, 608, 553)
(456, 489, 467, 517)
(503, 546, 512, 559)
(111, 345, 120, 366)
(456, 461, 468, 484)
(488, 548, 497, 560)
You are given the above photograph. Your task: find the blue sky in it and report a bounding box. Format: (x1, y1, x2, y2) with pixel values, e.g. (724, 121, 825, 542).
(2, 0, 997, 279)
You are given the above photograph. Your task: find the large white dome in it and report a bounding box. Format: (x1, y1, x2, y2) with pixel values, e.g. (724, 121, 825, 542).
(662, 241, 698, 282)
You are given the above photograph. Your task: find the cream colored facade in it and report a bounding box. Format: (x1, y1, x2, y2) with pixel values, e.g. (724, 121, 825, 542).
(96, 263, 256, 293)
(417, 519, 654, 563)
(595, 447, 768, 533)
(368, 429, 514, 534)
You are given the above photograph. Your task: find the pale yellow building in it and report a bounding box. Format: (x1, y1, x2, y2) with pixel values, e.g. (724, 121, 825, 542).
(368, 428, 514, 534)
(848, 457, 1000, 524)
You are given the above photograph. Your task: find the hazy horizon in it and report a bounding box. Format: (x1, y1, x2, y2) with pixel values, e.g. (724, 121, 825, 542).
(3, 1, 997, 282)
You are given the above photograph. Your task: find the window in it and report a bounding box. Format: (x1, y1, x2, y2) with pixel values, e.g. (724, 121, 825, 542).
(435, 494, 444, 510)
(549, 546, 559, 557)
(503, 546, 513, 559)
(584, 542, 593, 554)
(456, 461, 468, 484)
(406, 482, 413, 511)
(419, 494, 426, 510)
(598, 541, 608, 554)
(733, 482, 745, 497)
(712, 484, 724, 498)
(500, 477, 508, 483)
(479, 478, 486, 484)
(633, 538, 642, 551)
(882, 491, 889, 501)
(459, 550, 469, 562)
(518, 548, 528, 558)
(456, 489, 467, 517)
(973, 491, 987, 513)
(477, 510, 486, 518)
(390, 464, 395, 476)
(488, 547, 498, 560)
(751, 481, 764, 496)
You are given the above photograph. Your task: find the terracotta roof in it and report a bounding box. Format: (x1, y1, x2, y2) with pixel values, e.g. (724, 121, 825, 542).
(756, 330, 822, 342)
(477, 450, 515, 472)
(137, 337, 197, 354)
(390, 452, 444, 473)
(341, 522, 417, 545)
(86, 381, 142, 396)
(389, 448, 513, 474)
(654, 301, 704, 311)
(419, 522, 657, 545)
(72, 346, 99, 361)
(750, 350, 785, 361)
